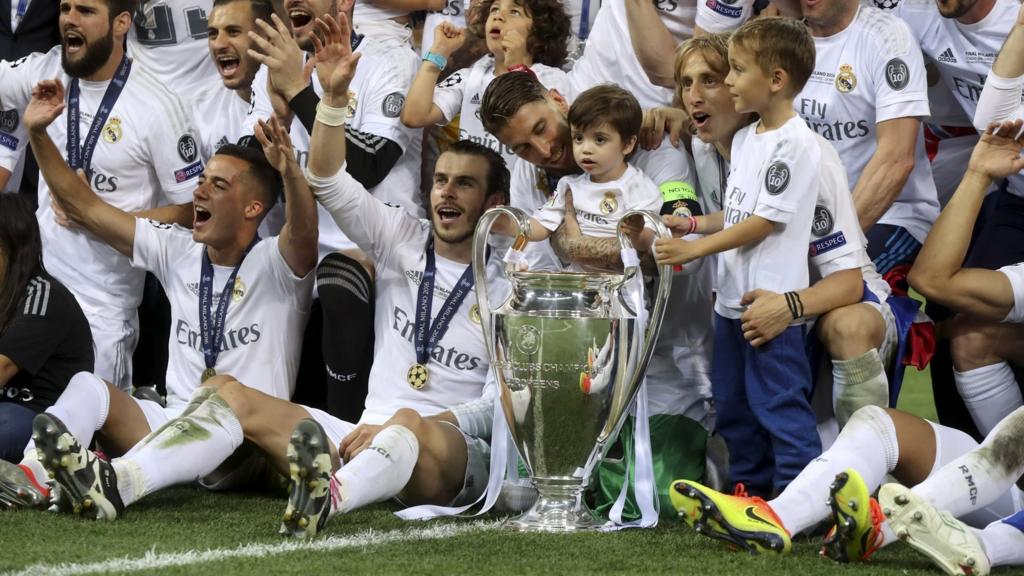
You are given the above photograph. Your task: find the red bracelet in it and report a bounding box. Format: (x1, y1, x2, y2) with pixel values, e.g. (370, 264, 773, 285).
(506, 64, 537, 80)
(686, 215, 698, 235)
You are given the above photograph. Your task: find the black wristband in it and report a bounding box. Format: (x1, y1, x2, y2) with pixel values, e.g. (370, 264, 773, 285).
(289, 84, 321, 135)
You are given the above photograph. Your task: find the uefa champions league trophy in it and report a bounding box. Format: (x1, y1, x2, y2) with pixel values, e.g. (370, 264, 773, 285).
(472, 207, 672, 532)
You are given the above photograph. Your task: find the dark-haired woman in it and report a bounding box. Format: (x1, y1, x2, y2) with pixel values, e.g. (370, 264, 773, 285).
(0, 194, 93, 463)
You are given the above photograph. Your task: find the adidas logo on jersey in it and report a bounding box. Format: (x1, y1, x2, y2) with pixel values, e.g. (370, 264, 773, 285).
(470, 93, 480, 105)
(938, 48, 957, 64)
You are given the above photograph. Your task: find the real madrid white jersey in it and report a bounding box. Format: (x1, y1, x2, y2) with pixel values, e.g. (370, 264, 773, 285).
(796, 5, 939, 243)
(999, 261, 1024, 323)
(433, 56, 570, 166)
(190, 83, 252, 161)
(246, 38, 421, 260)
(308, 167, 505, 425)
(128, 0, 220, 98)
(716, 117, 820, 320)
(692, 139, 727, 213)
(894, 0, 1024, 199)
(0, 47, 202, 320)
(132, 221, 313, 410)
(568, 0, 753, 109)
(535, 165, 662, 238)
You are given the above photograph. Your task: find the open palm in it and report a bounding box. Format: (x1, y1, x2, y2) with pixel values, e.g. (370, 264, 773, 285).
(969, 120, 1024, 180)
(310, 13, 362, 106)
(25, 79, 67, 132)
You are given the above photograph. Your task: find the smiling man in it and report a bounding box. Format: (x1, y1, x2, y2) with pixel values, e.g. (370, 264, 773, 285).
(0, 77, 317, 513)
(0, 0, 205, 393)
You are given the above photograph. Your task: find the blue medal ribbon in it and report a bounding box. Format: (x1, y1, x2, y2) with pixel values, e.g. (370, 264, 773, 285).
(66, 54, 132, 173)
(14, 0, 29, 25)
(199, 237, 259, 375)
(413, 238, 477, 366)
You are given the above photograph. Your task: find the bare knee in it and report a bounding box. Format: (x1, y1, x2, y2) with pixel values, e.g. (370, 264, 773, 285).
(818, 305, 885, 361)
(338, 249, 376, 281)
(386, 408, 426, 436)
(209, 377, 252, 421)
(950, 317, 1003, 371)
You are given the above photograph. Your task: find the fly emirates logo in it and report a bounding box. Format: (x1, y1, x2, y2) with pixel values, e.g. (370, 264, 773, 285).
(798, 98, 869, 142)
(391, 306, 483, 372)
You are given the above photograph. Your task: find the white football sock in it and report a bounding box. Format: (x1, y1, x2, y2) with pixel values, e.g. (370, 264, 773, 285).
(28, 372, 110, 452)
(770, 405, 899, 535)
(334, 425, 419, 515)
(954, 362, 1023, 436)
(913, 407, 1024, 520)
(980, 515, 1024, 568)
(22, 372, 111, 483)
(833, 349, 889, 429)
(112, 393, 243, 507)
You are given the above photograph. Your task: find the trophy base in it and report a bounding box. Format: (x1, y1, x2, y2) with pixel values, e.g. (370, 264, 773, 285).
(505, 490, 603, 532)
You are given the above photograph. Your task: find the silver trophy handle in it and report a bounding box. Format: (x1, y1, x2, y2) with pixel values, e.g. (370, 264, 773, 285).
(472, 206, 532, 352)
(615, 210, 673, 401)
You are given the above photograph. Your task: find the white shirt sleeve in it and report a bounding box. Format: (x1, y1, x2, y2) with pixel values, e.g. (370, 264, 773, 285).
(307, 164, 425, 262)
(998, 262, 1024, 323)
(752, 138, 819, 224)
(352, 58, 414, 152)
(869, 18, 930, 123)
(0, 52, 50, 171)
(147, 91, 205, 204)
(973, 70, 1024, 133)
(695, 0, 753, 33)
(131, 219, 194, 286)
(532, 177, 569, 232)
(432, 67, 468, 125)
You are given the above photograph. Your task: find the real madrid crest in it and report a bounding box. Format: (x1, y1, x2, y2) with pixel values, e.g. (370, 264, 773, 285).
(599, 191, 618, 215)
(345, 90, 358, 118)
(232, 277, 246, 303)
(469, 304, 481, 324)
(835, 64, 857, 93)
(102, 117, 123, 143)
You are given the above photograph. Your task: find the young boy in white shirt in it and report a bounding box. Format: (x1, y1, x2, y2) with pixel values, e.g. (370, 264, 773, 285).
(655, 17, 822, 498)
(500, 84, 662, 266)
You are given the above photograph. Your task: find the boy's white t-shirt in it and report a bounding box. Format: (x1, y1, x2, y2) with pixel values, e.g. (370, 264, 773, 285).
(716, 116, 820, 319)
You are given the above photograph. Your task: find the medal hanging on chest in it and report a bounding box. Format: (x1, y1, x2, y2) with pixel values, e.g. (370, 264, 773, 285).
(408, 238, 477, 390)
(198, 238, 258, 385)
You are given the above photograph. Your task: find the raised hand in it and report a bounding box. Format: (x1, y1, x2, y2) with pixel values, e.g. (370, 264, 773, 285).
(309, 13, 362, 108)
(500, 28, 528, 68)
(248, 14, 308, 102)
(641, 107, 689, 150)
(25, 79, 66, 132)
(431, 22, 466, 58)
(254, 115, 298, 176)
(968, 119, 1024, 180)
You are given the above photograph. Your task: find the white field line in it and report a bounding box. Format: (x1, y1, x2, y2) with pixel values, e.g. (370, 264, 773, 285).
(3, 520, 503, 576)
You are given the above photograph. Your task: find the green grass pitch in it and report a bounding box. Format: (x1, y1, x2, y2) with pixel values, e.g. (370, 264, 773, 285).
(2, 368, 1022, 575)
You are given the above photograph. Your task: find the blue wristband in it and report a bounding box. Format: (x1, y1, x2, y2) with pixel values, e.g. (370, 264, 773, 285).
(423, 51, 448, 71)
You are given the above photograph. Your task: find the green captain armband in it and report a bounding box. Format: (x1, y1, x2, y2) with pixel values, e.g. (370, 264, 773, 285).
(660, 181, 697, 203)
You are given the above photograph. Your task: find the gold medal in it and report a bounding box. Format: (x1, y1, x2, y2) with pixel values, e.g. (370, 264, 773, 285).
(407, 363, 429, 390)
(599, 191, 618, 215)
(201, 367, 217, 383)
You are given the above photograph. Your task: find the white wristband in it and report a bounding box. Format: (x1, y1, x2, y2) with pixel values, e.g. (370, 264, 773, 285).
(316, 102, 348, 127)
(620, 248, 640, 269)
